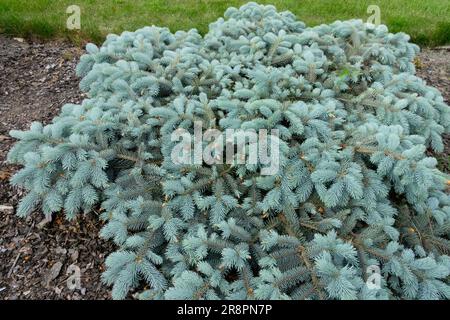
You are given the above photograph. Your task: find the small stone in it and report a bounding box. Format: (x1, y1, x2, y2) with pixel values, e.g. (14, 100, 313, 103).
(69, 249, 79, 261)
(55, 247, 67, 255)
(0, 205, 14, 214)
(37, 216, 52, 229)
(13, 37, 24, 43)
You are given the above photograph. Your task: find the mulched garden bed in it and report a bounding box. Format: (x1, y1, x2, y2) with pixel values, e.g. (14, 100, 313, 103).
(0, 35, 448, 300)
(0, 35, 112, 300)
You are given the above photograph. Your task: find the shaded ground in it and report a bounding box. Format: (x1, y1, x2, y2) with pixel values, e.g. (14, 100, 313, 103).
(0, 35, 449, 299)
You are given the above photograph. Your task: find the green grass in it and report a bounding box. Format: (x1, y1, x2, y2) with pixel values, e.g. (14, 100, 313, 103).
(0, 0, 449, 46)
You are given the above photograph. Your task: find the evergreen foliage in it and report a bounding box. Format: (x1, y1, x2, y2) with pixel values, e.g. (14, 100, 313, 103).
(8, 2, 450, 299)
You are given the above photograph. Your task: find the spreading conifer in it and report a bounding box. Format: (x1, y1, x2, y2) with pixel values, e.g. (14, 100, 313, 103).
(8, 3, 450, 299)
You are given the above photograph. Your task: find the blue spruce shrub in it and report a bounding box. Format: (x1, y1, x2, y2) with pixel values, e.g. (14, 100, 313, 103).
(8, 3, 450, 299)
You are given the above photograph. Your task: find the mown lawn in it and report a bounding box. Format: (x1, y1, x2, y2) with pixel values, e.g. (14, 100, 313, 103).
(0, 0, 449, 46)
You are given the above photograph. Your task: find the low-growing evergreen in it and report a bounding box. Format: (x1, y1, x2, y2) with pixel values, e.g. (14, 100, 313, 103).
(8, 2, 450, 299)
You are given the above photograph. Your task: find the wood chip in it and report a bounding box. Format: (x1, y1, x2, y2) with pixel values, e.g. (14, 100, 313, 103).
(0, 205, 14, 213)
(45, 262, 63, 286)
(0, 170, 12, 180)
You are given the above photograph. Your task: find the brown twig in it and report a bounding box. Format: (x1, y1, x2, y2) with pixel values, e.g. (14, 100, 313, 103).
(8, 221, 35, 278)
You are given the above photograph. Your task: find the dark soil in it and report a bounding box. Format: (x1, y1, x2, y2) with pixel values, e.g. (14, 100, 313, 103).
(415, 48, 450, 172)
(0, 35, 112, 300)
(0, 35, 448, 300)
